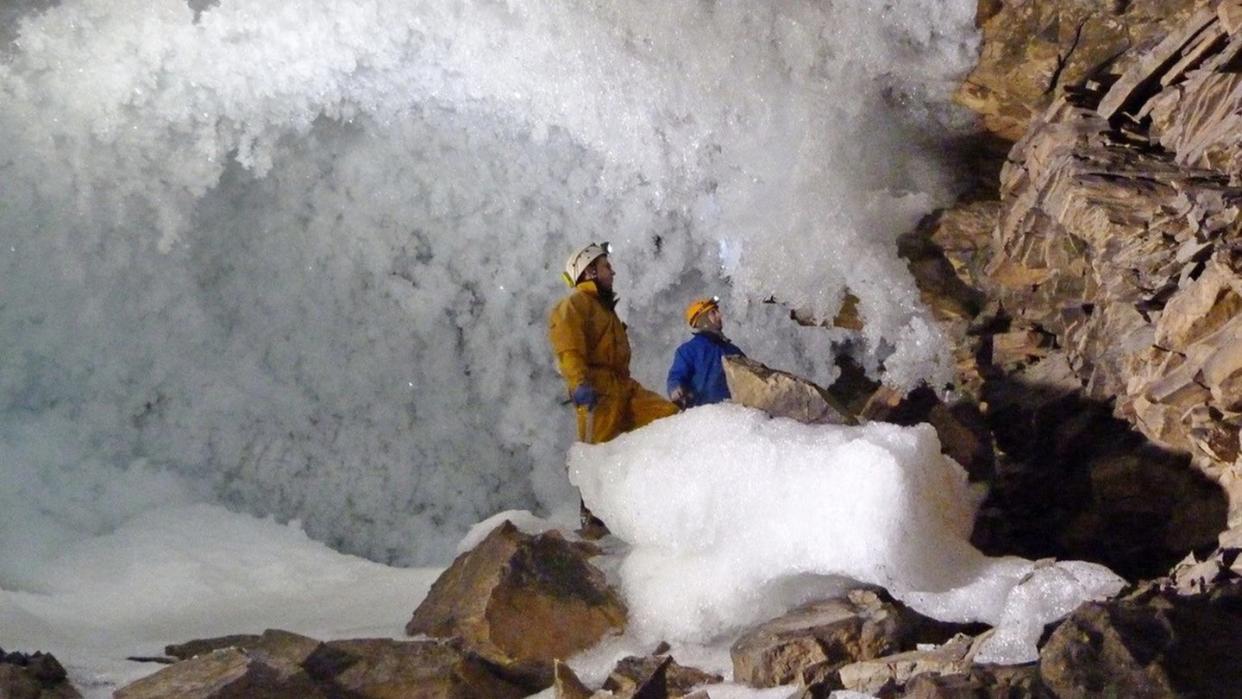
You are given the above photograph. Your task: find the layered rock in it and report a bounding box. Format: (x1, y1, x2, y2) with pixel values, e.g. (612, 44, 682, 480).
(405, 520, 627, 690)
(550, 655, 718, 699)
(722, 355, 855, 425)
(601, 655, 721, 698)
(983, 4, 1242, 524)
(959, 0, 1202, 141)
(115, 647, 324, 699)
(835, 633, 985, 696)
(119, 629, 529, 699)
(723, 353, 995, 480)
(730, 589, 968, 689)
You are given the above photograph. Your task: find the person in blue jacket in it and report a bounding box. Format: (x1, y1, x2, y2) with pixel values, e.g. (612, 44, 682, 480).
(667, 296, 745, 408)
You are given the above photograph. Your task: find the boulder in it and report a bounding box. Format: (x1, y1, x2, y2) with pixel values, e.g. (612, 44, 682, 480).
(164, 629, 321, 665)
(898, 664, 1042, 698)
(1039, 583, 1242, 697)
(602, 654, 721, 698)
(120, 635, 528, 699)
(722, 355, 855, 425)
(320, 638, 527, 699)
(836, 633, 983, 696)
(114, 647, 324, 699)
(164, 635, 263, 662)
(731, 589, 964, 688)
(0, 650, 81, 699)
(0, 665, 42, 699)
(405, 520, 627, 690)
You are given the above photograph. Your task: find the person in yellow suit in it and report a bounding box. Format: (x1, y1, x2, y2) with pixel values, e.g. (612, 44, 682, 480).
(549, 242, 679, 537)
(548, 241, 679, 446)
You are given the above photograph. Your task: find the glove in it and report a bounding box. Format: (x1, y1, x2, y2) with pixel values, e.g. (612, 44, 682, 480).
(571, 384, 598, 409)
(670, 386, 690, 409)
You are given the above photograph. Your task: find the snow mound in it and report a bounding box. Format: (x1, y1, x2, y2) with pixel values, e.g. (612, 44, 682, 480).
(568, 405, 1124, 664)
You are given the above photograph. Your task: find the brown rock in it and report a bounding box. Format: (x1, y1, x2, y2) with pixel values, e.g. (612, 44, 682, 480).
(958, 0, 1201, 140)
(405, 521, 627, 690)
(1039, 585, 1242, 697)
(603, 654, 721, 698)
(836, 633, 982, 696)
(731, 590, 961, 689)
(165, 635, 263, 661)
(163, 629, 323, 668)
(927, 202, 1001, 292)
(0, 651, 81, 699)
(1098, 8, 1219, 119)
(721, 355, 855, 425)
(553, 660, 594, 699)
(0, 665, 42, 699)
(981, 13, 1242, 523)
(830, 292, 864, 331)
(898, 664, 1041, 698)
(1170, 552, 1232, 594)
(114, 647, 325, 699)
(1221, 0, 1242, 34)
(323, 638, 527, 699)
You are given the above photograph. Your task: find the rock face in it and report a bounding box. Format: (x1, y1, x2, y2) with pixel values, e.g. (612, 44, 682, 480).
(958, 0, 1201, 140)
(405, 520, 627, 690)
(982, 4, 1242, 527)
(730, 589, 964, 689)
(1039, 582, 1242, 697)
(117, 631, 527, 699)
(0, 650, 80, 699)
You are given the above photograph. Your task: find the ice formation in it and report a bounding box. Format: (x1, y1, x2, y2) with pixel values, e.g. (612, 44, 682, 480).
(569, 405, 1126, 664)
(0, 502, 441, 695)
(0, 0, 979, 571)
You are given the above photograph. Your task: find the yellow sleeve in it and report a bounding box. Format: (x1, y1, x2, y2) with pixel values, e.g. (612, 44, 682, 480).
(548, 296, 589, 390)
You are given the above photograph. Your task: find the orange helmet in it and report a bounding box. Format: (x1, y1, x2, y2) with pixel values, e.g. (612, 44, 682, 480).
(684, 296, 720, 326)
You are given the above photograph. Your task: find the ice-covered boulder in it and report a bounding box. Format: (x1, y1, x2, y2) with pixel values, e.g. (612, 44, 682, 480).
(568, 404, 1125, 664)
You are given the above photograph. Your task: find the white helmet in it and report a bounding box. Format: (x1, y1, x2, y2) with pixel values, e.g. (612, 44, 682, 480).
(562, 241, 611, 286)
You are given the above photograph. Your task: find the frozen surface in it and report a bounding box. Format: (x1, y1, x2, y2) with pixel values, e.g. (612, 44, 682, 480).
(569, 405, 1125, 664)
(0, 503, 441, 698)
(0, 0, 979, 570)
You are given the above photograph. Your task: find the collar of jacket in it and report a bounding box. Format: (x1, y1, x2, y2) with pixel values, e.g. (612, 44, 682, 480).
(575, 280, 619, 308)
(694, 328, 732, 344)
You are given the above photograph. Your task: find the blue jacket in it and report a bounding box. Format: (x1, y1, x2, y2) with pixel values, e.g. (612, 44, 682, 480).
(667, 331, 745, 407)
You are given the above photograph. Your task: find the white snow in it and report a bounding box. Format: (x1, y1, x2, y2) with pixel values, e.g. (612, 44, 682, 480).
(0, 2, 1130, 690)
(0, 503, 441, 698)
(0, 0, 979, 567)
(569, 405, 1126, 665)
(3, 406, 1128, 696)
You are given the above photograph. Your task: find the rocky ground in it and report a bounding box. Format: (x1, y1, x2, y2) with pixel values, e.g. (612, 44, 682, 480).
(12, 1, 1242, 697)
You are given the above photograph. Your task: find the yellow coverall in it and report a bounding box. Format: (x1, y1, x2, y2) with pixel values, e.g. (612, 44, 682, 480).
(548, 281, 678, 443)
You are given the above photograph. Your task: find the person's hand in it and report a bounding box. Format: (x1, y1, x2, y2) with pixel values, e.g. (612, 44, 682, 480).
(571, 384, 598, 409)
(670, 386, 689, 409)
